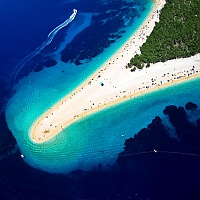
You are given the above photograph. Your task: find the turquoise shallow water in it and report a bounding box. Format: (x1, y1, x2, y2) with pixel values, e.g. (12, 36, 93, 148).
(6, 74, 200, 173)
(6, 1, 199, 174)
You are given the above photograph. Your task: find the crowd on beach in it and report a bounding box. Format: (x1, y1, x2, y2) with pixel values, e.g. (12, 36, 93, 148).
(31, 0, 200, 143)
(32, 53, 200, 142)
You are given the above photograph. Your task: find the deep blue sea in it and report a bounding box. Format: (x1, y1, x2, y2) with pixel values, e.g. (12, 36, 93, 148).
(1, 0, 200, 199)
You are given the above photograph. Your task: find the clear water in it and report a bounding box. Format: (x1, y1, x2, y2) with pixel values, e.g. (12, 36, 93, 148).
(5, 0, 199, 174)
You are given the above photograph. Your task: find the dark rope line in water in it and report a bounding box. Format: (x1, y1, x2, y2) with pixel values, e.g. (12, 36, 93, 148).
(118, 149, 200, 159)
(20, 146, 200, 161)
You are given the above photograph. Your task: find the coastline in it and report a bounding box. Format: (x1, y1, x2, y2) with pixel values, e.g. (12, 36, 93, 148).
(30, 0, 199, 143)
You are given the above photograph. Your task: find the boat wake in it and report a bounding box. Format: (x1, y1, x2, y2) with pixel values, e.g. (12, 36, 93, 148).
(47, 9, 77, 45)
(10, 9, 78, 90)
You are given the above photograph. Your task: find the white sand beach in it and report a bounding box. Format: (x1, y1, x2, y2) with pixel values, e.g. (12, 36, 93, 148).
(30, 0, 200, 143)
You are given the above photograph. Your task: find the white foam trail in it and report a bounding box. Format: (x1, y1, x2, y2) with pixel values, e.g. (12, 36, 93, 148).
(10, 9, 78, 90)
(48, 9, 77, 41)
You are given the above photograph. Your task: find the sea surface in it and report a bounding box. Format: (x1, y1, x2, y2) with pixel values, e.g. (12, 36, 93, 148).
(3, 0, 154, 173)
(0, 0, 200, 199)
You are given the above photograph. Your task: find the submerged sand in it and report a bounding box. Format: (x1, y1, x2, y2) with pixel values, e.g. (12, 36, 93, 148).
(30, 0, 200, 143)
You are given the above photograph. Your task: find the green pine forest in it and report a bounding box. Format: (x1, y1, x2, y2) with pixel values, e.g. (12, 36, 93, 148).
(129, 0, 200, 70)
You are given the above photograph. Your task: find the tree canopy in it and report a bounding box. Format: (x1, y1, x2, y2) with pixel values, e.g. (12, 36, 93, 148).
(129, 0, 200, 69)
